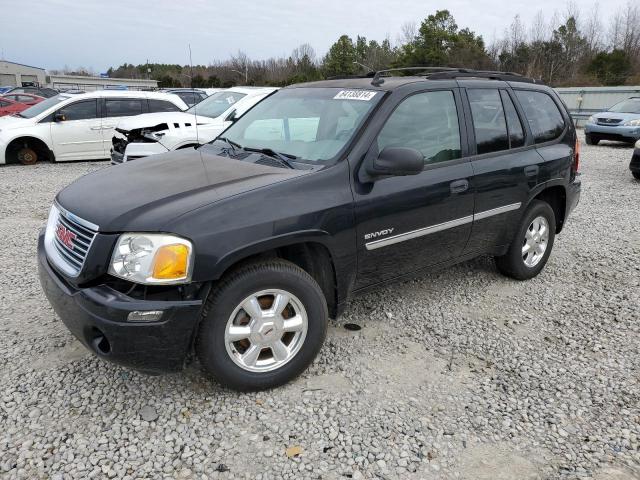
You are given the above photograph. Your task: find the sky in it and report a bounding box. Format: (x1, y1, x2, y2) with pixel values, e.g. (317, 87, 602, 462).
(0, 0, 631, 72)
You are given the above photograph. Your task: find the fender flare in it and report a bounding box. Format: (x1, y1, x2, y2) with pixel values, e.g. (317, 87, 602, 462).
(206, 229, 335, 281)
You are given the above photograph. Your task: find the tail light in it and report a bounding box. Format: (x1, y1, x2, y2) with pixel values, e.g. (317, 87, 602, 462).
(573, 136, 580, 173)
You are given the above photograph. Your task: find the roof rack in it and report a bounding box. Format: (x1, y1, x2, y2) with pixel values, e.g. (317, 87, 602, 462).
(370, 67, 538, 86)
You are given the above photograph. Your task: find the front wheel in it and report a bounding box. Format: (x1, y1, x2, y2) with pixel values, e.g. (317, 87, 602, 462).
(495, 200, 556, 280)
(196, 260, 328, 391)
(17, 147, 38, 165)
(585, 134, 599, 146)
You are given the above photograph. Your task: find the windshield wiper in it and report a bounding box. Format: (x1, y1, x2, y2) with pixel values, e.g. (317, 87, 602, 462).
(216, 136, 242, 155)
(242, 147, 297, 169)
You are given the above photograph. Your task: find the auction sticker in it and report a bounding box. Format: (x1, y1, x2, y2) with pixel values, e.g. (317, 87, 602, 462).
(334, 90, 377, 101)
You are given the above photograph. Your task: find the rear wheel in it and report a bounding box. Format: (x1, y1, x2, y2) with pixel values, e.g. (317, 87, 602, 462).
(495, 200, 556, 280)
(17, 147, 38, 165)
(196, 260, 328, 391)
(585, 134, 599, 145)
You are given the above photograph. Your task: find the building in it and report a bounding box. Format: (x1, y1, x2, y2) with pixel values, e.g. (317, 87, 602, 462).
(0, 59, 158, 91)
(48, 74, 157, 92)
(0, 60, 47, 87)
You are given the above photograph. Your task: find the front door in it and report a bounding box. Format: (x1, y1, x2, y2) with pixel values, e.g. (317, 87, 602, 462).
(352, 89, 474, 289)
(50, 99, 103, 160)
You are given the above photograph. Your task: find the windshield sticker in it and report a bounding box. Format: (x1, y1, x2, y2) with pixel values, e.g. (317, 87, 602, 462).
(334, 90, 377, 101)
(226, 96, 236, 105)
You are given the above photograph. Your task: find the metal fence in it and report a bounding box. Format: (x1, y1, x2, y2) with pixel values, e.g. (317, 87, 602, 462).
(555, 86, 640, 127)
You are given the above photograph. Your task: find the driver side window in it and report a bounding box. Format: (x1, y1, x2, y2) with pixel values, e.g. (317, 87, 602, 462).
(59, 100, 98, 121)
(377, 90, 462, 165)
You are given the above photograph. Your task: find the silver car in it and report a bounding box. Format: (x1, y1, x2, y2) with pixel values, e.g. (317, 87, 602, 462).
(584, 97, 640, 145)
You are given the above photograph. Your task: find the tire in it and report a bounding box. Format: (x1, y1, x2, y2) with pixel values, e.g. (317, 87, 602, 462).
(196, 260, 328, 391)
(633, 171, 640, 180)
(585, 134, 599, 146)
(495, 200, 556, 280)
(17, 147, 38, 165)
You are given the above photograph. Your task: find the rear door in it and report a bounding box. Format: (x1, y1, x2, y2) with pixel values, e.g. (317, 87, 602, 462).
(352, 87, 474, 288)
(101, 97, 146, 152)
(50, 99, 103, 160)
(462, 86, 541, 252)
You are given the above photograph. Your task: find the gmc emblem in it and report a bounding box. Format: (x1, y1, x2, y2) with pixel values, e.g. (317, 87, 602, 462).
(56, 224, 77, 250)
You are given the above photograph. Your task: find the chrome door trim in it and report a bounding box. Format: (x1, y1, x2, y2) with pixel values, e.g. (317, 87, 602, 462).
(473, 202, 522, 221)
(365, 215, 473, 251)
(364, 202, 522, 251)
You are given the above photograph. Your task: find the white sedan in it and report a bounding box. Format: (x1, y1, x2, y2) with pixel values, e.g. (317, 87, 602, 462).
(0, 91, 187, 165)
(111, 86, 278, 163)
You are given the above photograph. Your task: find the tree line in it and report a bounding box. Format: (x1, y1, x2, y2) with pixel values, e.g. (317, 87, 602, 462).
(94, 3, 640, 88)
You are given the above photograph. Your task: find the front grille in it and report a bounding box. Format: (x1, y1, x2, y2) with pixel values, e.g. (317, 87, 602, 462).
(52, 210, 97, 274)
(597, 117, 623, 125)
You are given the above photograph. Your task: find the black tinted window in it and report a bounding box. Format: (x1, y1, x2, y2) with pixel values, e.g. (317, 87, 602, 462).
(501, 91, 525, 148)
(515, 90, 565, 143)
(149, 99, 181, 112)
(377, 90, 461, 165)
(0, 100, 9, 107)
(105, 99, 144, 118)
(468, 89, 509, 155)
(60, 100, 98, 120)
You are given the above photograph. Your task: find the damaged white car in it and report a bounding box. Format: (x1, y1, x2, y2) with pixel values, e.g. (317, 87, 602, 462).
(110, 86, 278, 163)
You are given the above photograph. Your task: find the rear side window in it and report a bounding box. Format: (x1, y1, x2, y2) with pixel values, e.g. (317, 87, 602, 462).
(149, 99, 181, 112)
(500, 91, 525, 148)
(515, 90, 565, 143)
(105, 99, 144, 118)
(377, 90, 461, 165)
(60, 100, 98, 120)
(0, 100, 9, 107)
(467, 89, 509, 155)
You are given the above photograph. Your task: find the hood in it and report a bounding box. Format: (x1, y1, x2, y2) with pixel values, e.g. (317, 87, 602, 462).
(116, 112, 219, 132)
(0, 115, 33, 129)
(595, 111, 640, 121)
(56, 148, 308, 232)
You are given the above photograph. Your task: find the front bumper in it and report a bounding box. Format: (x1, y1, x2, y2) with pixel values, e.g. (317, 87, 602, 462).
(37, 232, 204, 373)
(584, 123, 640, 142)
(110, 142, 169, 164)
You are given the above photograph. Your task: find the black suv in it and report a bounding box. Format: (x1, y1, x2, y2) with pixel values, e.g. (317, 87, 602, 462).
(38, 68, 581, 391)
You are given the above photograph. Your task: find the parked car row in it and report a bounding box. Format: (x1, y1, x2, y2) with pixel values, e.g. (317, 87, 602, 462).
(0, 85, 278, 165)
(0, 91, 188, 164)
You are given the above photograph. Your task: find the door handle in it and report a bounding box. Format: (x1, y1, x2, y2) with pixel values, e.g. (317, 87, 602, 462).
(450, 179, 469, 194)
(524, 165, 539, 177)
(90, 126, 102, 131)
(102, 125, 115, 129)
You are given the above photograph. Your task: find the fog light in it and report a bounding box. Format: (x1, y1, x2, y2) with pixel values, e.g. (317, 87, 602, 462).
(127, 310, 164, 322)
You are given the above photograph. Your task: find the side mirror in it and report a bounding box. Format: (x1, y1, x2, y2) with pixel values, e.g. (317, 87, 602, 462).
(366, 146, 424, 179)
(54, 112, 66, 122)
(225, 110, 237, 123)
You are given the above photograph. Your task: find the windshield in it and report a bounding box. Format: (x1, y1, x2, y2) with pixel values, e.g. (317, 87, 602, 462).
(18, 94, 69, 118)
(221, 87, 382, 163)
(187, 91, 246, 118)
(608, 98, 640, 114)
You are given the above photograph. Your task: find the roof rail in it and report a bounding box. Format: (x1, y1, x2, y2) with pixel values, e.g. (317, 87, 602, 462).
(370, 67, 539, 86)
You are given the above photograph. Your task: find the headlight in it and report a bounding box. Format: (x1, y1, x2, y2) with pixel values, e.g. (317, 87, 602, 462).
(109, 233, 193, 285)
(623, 119, 640, 127)
(587, 115, 596, 124)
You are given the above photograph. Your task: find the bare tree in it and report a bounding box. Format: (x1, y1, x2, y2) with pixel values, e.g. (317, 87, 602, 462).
(398, 21, 417, 46)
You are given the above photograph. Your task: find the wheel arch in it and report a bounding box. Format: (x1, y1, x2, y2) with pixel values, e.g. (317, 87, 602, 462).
(527, 182, 567, 233)
(208, 233, 339, 318)
(4, 135, 55, 164)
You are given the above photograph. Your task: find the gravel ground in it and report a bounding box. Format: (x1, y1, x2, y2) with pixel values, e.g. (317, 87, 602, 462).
(0, 133, 639, 480)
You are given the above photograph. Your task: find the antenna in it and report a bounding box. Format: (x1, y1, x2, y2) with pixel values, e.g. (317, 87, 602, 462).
(188, 44, 200, 149)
